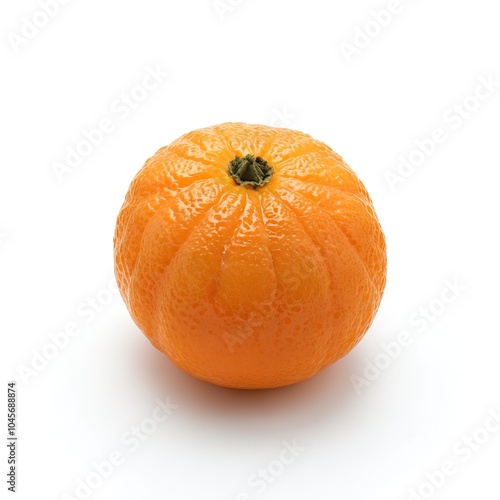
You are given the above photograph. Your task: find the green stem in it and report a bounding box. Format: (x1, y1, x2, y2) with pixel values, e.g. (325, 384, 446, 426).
(228, 154, 274, 189)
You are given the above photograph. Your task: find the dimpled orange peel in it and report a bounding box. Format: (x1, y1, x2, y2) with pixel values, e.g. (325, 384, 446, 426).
(113, 122, 387, 389)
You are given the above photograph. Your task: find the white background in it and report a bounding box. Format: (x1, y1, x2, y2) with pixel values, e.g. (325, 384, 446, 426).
(2, 0, 500, 499)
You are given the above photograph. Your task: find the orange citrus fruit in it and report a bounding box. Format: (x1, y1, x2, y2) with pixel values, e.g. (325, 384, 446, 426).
(114, 122, 387, 389)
